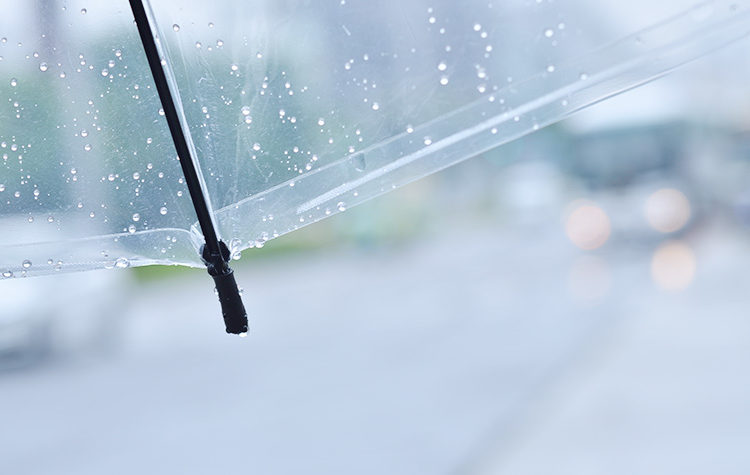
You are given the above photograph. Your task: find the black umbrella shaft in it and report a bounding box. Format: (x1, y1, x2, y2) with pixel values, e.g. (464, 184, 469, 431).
(129, 0, 248, 335)
(128, 0, 220, 256)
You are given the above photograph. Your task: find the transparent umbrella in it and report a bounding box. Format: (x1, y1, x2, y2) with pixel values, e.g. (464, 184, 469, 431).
(1, 0, 749, 332)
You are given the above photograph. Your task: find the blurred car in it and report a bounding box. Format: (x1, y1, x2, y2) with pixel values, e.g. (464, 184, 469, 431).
(0, 269, 129, 370)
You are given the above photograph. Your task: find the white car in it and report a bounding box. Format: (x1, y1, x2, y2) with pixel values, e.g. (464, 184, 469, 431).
(0, 269, 130, 369)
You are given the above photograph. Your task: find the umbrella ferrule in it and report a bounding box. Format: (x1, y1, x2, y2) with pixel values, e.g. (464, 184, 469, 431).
(201, 241, 249, 335)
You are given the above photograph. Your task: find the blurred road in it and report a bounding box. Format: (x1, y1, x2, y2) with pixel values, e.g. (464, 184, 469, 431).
(1, 221, 749, 475)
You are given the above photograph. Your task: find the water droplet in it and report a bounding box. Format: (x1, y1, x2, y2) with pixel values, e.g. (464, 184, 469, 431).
(2, 270, 12, 278)
(80, 8, 87, 15)
(114, 258, 130, 269)
(437, 61, 447, 71)
(544, 28, 555, 38)
(350, 152, 366, 172)
(0, 184, 5, 192)
(239, 332, 248, 338)
(439, 76, 449, 86)
(39, 62, 48, 72)
(22, 260, 31, 269)
(424, 137, 433, 146)
(101, 68, 109, 76)
(473, 23, 482, 32)
(132, 172, 140, 180)
(231, 64, 238, 71)
(172, 24, 180, 32)
(317, 118, 325, 126)
(128, 224, 136, 234)
(252, 143, 261, 151)
(10, 78, 17, 87)
(132, 213, 140, 222)
(546, 64, 555, 73)
(579, 72, 589, 80)
(337, 202, 347, 212)
(371, 102, 380, 111)
(84, 144, 92, 152)
(241, 106, 251, 116)
(160, 207, 168, 215)
(195, 41, 202, 49)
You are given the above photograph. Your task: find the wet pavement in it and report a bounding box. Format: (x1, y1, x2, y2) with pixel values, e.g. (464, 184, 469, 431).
(1, 222, 749, 475)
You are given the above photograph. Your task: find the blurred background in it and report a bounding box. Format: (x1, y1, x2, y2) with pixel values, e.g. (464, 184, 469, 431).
(3, 2, 750, 475)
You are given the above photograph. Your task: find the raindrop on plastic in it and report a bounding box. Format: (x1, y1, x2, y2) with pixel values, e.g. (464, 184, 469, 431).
(114, 258, 130, 269)
(350, 152, 366, 172)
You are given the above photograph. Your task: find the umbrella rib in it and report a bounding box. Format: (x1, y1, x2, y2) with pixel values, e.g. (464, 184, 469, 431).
(129, 0, 248, 335)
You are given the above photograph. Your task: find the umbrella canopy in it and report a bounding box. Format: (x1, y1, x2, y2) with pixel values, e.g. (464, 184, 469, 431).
(1, 0, 749, 329)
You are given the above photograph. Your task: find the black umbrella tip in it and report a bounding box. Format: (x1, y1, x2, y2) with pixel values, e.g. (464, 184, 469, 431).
(201, 241, 249, 336)
(212, 269, 249, 335)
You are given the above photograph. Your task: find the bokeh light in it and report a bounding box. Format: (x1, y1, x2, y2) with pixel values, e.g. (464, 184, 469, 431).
(644, 188, 691, 233)
(564, 201, 611, 250)
(651, 240, 697, 291)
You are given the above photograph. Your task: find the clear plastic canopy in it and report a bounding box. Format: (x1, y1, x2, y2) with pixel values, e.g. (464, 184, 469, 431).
(1, 0, 750, 277)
